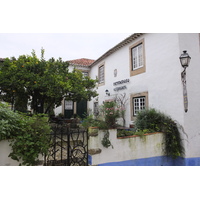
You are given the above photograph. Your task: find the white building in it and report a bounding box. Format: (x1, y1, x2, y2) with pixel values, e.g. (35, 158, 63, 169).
(2, 33, 200, 165)
(58, 33, 200, 165)
(55, 58, 95, 118)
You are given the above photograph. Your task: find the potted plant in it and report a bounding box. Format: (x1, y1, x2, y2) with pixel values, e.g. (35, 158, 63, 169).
(81, 114, 99, 134)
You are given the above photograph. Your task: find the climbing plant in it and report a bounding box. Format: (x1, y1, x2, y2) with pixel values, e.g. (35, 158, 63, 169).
(101, 130, 113, 149)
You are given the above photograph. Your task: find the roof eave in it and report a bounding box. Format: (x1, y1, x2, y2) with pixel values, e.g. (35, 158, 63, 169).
(69, 63, 91, 68)
(89, 33, 144, 67)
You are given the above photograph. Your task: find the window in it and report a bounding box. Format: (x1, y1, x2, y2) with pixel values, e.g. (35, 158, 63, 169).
(133, 96, 146, 115)
(130, 39, 145, 76)
(93, 102, 99, 116)
(99, 64, 105, 84)
(130, 92, 148, 120)
(131, 44, 143, 70)
(82, 71, 89, 77)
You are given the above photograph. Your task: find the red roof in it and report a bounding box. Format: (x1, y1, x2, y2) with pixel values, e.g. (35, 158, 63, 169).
(68, 58, 95, 67)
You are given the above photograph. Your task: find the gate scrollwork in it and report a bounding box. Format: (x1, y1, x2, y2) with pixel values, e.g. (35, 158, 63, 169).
(44, 121, 88, 166)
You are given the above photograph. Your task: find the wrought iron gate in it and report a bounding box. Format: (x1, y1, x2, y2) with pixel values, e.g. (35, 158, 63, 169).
(44, 121, 88, 166)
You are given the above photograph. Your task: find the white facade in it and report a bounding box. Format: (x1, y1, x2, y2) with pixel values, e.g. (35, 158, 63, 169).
(54, 33, 200, 162)
(88, 33, 200, 160)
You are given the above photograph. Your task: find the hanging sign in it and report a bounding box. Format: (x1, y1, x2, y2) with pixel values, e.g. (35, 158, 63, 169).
(65, 100, 73, 110)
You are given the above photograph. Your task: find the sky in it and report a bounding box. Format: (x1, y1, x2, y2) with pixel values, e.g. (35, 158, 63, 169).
(0, 33, 132, 61)
(0, 0, 198, 62)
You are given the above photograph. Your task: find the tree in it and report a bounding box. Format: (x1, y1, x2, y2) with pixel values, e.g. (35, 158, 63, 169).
(0, 49, 98, 114)
(115, 93, 128, 127)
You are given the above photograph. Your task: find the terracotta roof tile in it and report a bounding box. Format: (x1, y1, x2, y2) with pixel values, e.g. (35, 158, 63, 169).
(68, 58, 95, 67)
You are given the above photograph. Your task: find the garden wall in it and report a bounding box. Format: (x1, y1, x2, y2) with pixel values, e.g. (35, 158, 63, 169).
(0, 140, 20, 166)
(0, 140, 44, 166)
(88, 129, 175, 166)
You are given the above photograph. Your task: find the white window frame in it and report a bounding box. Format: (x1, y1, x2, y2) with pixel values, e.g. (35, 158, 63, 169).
(131, 43, 143, 70)
(133, 96, 146, 115)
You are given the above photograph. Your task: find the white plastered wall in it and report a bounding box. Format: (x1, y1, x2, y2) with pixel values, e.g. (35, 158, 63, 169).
(89, 33, 185, 127)
(178, 33, 200, 158)
(89, 33, 200, 159)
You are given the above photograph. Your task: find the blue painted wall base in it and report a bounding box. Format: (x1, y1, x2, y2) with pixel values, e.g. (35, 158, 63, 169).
(88, 155, 200, 166)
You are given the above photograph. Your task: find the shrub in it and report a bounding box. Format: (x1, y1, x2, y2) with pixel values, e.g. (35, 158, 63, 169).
(0, 103, 21, 140)
(0, 103, 51, 165)
(117, 129, 135, 137)
(81, 114, 99, 129)
(9, 114, 51, 165)
(135, 108, 168, 132)
(135, 108, 184, 159)
(101, 101, 120, 128)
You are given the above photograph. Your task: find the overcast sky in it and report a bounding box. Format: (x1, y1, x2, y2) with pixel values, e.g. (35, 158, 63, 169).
(0, 33, 132, 61)
(0, 0, 198, 62)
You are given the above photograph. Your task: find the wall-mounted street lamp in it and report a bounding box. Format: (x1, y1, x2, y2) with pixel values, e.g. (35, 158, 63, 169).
(105, 89, 110, 96)
(179, 50, 191, 113)
(179, 50, 191, 68)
